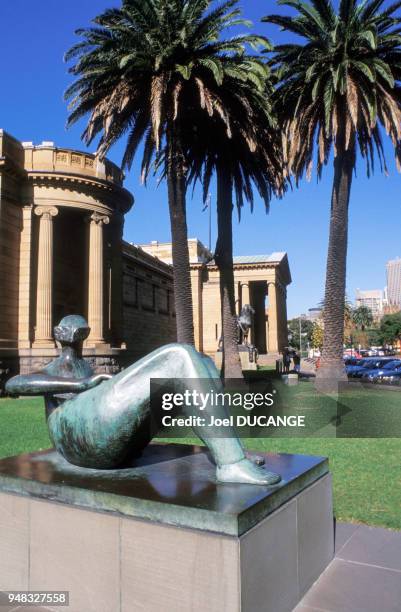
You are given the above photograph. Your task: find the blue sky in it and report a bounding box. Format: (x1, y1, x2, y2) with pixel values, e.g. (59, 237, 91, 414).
(1, 0, 399, 318)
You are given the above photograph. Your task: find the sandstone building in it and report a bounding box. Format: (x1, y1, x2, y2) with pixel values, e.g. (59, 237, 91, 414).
(141, 240, 291, 357)
(0, 130, 175, 386)
(0, 130, 290, 388)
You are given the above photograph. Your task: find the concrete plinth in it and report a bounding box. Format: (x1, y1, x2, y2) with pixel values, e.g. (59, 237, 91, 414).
(0, 444, 334, 612)
(281, 373, 299, 385)
(214, 348, 258, 372)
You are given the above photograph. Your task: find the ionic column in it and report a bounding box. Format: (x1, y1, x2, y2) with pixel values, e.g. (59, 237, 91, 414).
(240, 282, 251, 308)
(265, 289, 270, 353)
(280, 287, 289, 352)
(33, 206, 58, 345)
(190, 268, 203, 352)
(268, 281, 279, 353)
(87, 212, 109, 345)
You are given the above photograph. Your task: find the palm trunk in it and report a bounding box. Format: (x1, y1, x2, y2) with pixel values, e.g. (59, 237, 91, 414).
(214, 167, 243, 380)
(316, 143, 354, 388)
(166, 125, 194, 345)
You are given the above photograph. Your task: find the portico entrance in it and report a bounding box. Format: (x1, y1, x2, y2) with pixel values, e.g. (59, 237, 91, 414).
(188, 251, 292, 358)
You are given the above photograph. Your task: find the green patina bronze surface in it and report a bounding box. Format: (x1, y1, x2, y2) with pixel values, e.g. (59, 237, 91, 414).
(5, 315, 281, 485)
(0, 444, 328, 536)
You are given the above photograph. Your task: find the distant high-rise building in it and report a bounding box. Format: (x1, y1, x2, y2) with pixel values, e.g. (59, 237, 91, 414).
(386, 258, 401, 307)
(355, 289, 386, 320)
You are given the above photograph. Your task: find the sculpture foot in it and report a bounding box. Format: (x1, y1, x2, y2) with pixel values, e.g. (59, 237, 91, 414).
(216, 458, 281, 485)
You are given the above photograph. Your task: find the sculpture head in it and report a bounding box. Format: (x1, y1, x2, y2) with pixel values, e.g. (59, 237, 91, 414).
(54, 315, 90, 345)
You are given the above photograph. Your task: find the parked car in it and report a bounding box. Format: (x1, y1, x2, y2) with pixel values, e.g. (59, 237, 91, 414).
(375, 367, 401, 385)
(345, 358, 378, 376)
(344, 350, 362, 359)
(344, 357, 360, 366)
(361, 360, 401, 383)
(348, 358, 395, 378)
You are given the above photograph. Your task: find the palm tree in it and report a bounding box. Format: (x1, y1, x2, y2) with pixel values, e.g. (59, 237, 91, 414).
(183, 70, 285, 378)
(353, 305, 374, 330)
(263, 0, 401, 385)
(65, 0, 266, 344)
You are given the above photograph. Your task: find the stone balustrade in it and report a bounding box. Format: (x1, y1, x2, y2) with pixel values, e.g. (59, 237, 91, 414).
(22, 143, 123, 186)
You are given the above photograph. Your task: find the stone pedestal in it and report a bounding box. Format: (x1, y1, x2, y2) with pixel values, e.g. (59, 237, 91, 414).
(0, 444, 334, 612)
(282, 373, 299, 385)
(215, 347, 258, 372)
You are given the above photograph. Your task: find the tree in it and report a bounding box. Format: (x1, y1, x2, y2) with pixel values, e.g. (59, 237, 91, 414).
(311, 322, 324, 349)
(264, 0, 401, 386)
(367, 326, 383, 346)
(65, 0, 263, 344)
(353, 305, 374, 330)
(287, 318, 314, 349)
(181, 66, 284, 378)
(379, 312, 401, 345)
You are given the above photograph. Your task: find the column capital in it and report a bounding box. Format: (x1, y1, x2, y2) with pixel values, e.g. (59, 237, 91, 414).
(89, 212, 110, 226)
(34, 206, 58, 219)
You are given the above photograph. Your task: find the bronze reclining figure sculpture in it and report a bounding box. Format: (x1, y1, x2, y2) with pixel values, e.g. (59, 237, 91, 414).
(6, 315, 281, 486)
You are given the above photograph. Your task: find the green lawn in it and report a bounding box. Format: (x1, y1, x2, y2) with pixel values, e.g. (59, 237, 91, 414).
(1, 391, 400, 530)
(0, 397, 51, 458)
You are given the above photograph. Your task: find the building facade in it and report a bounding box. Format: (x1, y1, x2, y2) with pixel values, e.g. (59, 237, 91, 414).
(121, 243, 176, 361)
(0, 131, 290, 388)
(355, 289, 387, 321)
(0, 131, 176, 386)
(386, 258, 401, 308)
(140, 242, 291, 356)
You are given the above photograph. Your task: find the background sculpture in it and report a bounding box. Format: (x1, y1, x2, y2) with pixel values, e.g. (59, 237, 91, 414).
(237, 304, 255, 345)
(237, 304, 259, 364)
(6, 315, 281, 486)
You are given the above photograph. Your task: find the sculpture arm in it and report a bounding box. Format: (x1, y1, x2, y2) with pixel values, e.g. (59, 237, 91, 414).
(5, 373, 112, 397)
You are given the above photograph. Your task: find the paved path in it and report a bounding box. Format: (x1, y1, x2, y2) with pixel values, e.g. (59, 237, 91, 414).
(294, 522, 401, 612)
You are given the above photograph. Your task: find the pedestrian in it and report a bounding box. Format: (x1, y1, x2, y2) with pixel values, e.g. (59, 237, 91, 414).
(293, 351, 301, 374)
(283, 348, 291, 373)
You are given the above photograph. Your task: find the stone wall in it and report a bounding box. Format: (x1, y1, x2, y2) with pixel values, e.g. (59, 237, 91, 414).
(122, 243, 177, 362)
(0, 195, 22, 349)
